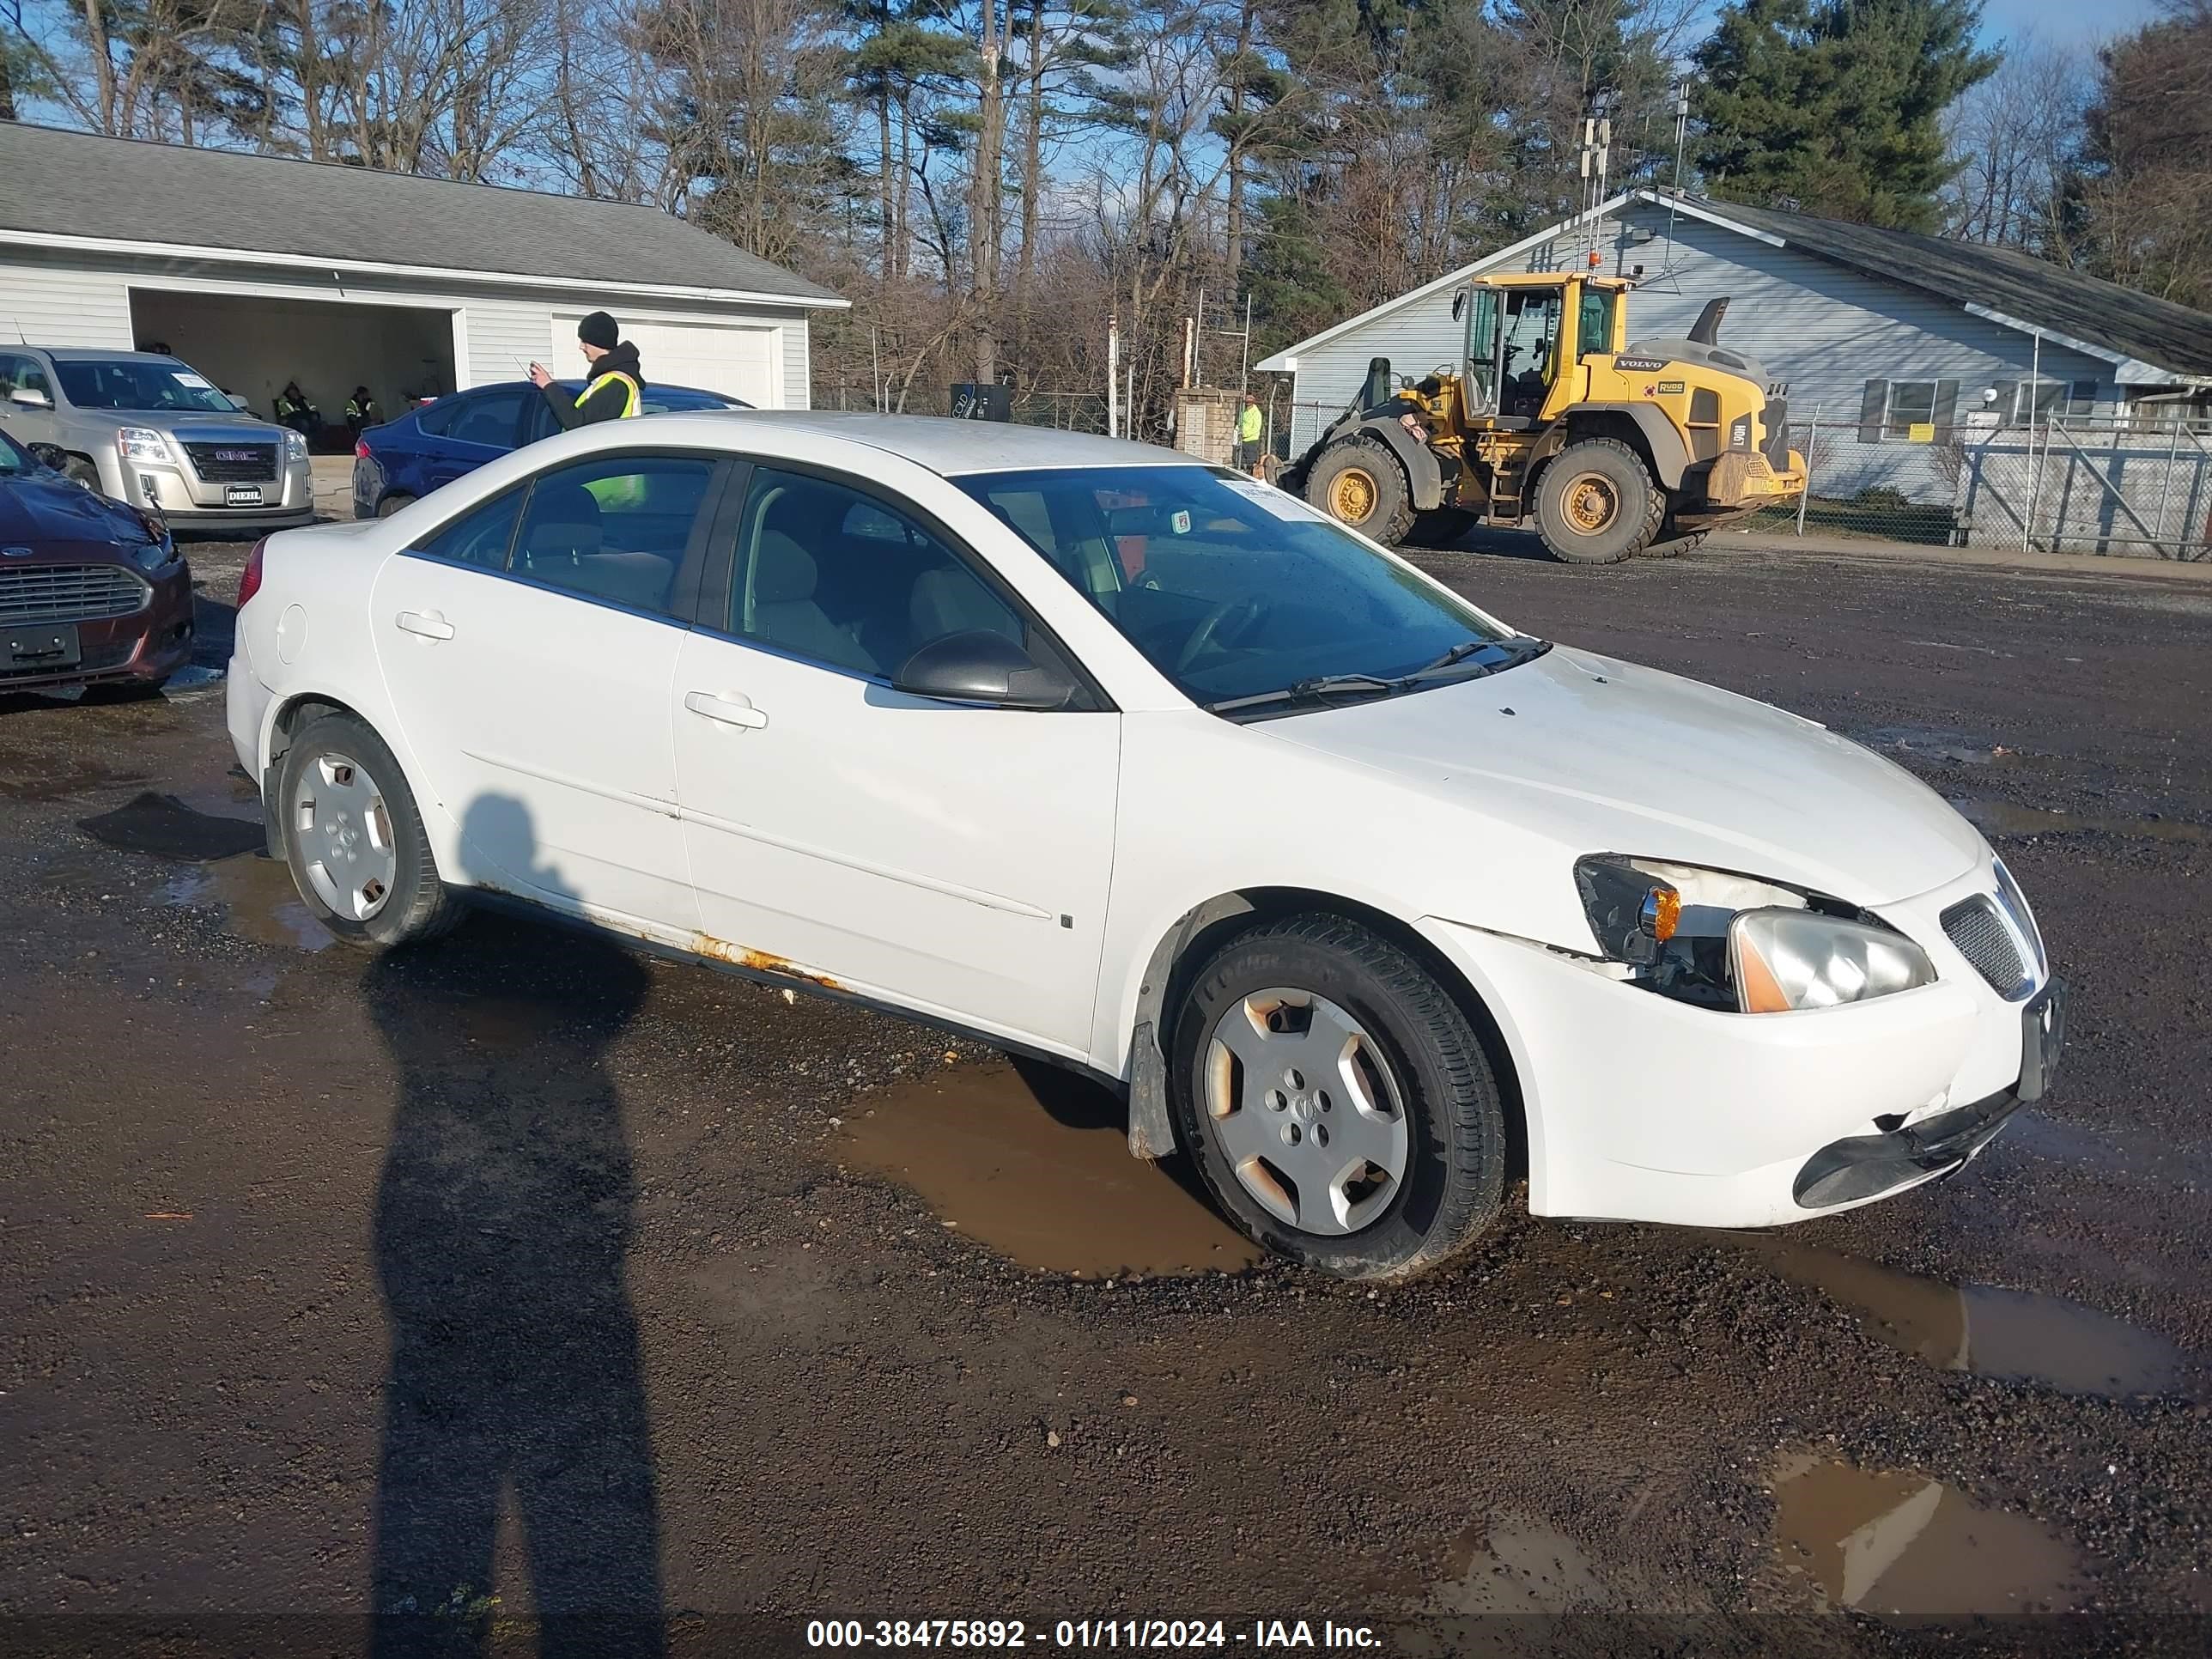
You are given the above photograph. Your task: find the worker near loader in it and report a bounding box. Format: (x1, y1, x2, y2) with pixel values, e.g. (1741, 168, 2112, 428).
(527, 310, 645, 428)
(1236, 392, 1264, 474)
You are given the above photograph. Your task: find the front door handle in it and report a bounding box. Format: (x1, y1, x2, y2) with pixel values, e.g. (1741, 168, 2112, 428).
(394, 610, 455, 641)
(684, 690, 769, 730)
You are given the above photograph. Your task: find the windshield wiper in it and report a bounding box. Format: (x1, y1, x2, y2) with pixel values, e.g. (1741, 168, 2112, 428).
(1209, 672, 1399, 714)
(1398, 635, 1552, 684)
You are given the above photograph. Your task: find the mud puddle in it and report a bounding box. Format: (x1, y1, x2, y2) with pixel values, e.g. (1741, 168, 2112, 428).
(1850, 725, 2010, 766)
(79, 790, 263, 860)
(1427, 1516, 1617, 1613)
(1950, 795, 2212, 845)
(840, 1060, 1262, 1276)
(158, 853, 330, 952)
(1771, 1453, 2085, 1617)
(1747, 1237, 2195, 1399)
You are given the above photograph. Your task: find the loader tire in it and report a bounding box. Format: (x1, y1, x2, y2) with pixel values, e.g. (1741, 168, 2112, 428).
(1412, 508, 1477, 547)
(1534, 438, 1662, 565)
(1639, 517, 1709, 559)
(1307, 437, 1416, 545)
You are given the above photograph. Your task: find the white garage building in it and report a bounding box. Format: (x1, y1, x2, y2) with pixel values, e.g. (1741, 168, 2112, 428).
(0, 123, 844, 426)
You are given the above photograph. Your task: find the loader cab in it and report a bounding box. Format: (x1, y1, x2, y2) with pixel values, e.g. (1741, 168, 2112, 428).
(1457, 274, 1627, 424)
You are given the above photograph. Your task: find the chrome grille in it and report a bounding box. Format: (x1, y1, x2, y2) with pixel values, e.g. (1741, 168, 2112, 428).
(1941, 894, 2033, 1000)
(0, 563, 149, 625)
(182, 441, 277, 483)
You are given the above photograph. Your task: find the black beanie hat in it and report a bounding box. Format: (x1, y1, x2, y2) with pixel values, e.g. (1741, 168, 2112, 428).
(578, 311, 620, 350)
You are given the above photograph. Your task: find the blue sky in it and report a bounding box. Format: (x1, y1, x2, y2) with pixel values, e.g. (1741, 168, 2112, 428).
(1976, 0, 2158, 46)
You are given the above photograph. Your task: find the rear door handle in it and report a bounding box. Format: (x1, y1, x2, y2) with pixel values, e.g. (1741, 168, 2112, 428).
(684, 690, 769, 730)
(394, 610, 455, 641)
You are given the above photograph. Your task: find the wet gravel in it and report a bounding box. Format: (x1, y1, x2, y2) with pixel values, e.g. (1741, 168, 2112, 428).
(1, 534, 2209, 1655)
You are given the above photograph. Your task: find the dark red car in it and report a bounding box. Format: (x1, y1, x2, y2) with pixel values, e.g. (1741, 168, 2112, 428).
(0, 429, 192, 696)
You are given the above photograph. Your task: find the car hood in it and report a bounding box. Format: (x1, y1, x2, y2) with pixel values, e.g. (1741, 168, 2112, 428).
(0, 473, 152, 550)
(1264, 647, 1984, 907)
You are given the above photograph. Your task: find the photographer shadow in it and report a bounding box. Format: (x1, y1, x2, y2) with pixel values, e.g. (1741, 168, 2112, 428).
(365, 794, 664, 1657)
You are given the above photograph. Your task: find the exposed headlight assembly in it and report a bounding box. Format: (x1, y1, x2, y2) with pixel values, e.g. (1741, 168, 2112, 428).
(282, 428, 309, 462)
(1574, 854, 1933, 1014)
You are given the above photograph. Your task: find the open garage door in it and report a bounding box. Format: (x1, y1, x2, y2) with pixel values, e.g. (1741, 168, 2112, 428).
(556, 314, 779, 408)
(130, 289, 456, 450)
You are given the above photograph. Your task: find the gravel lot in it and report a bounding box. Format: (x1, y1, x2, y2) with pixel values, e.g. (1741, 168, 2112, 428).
(2, 532, 2208, 1656)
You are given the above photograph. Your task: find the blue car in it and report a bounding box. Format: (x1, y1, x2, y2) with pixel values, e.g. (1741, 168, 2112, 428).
(350, 379, 746, 518)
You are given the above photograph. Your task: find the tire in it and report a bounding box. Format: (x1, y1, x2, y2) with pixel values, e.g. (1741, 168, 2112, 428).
(1534, 438, 1662, 565)
(1411, 507, 1477, 547)
(375, 493, 416, 519)
(1170, 913, 1507, 1281)
(1304, 437, 1416, 544)
(276, 711, 463, 950)
(64, 456, 103, 493)
(1638, 515, 1708, 559)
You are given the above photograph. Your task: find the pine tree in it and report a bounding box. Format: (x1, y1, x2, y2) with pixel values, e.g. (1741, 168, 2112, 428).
(1692, 0, 1996, 230)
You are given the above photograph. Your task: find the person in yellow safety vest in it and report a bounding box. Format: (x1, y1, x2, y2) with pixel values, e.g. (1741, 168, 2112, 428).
(526, 311, 644, 428)
(1237, 390, 1264, 475)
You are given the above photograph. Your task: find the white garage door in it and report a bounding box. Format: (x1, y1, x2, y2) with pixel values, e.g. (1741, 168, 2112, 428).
(552, 315, 780, 408)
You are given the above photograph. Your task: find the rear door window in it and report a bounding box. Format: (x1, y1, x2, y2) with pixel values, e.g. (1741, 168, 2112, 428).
(509, 453, 720, 618)
(444, 388, 526, 448)
(416, 485, 526, 570)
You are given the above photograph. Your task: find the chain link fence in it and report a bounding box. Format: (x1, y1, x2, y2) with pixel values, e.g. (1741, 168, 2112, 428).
(1954, 416, 2212, 561)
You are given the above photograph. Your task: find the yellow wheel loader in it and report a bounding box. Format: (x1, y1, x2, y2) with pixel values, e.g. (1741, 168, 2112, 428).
(1281, 272, 1807, 564)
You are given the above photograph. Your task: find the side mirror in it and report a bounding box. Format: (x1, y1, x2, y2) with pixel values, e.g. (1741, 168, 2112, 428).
(894, 629, 1075, 711)
(1450, 288, 1468, 322)
(9, 386, 52, 410)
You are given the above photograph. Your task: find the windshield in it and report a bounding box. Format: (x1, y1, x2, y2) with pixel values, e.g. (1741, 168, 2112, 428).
(53, 359, 240, 413)
(0, 430, 28, 474)
(955, 465, 1524, 709)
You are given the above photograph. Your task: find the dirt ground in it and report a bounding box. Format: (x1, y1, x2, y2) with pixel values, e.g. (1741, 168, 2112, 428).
(3, 531, 2209, 1657)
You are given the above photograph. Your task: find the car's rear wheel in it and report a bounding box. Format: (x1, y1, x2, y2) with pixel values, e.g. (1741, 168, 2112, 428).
(1170, 913, 1507, 1280)
(375, 493, 416, 519)
(276, 711, 462, 949)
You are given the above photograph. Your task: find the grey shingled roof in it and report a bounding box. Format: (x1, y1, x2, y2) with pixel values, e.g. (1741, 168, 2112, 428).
(1657, 191, 2212, 380)
(0, 122, 843, 306)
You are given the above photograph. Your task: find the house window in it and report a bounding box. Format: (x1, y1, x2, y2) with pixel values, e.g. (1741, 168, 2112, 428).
(1883, 380, 1938, 439)
(2010, 380, 2066, 422)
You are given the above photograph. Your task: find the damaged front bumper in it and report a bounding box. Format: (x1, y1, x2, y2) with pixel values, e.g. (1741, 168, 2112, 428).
(1414, 902, 2053, 1231)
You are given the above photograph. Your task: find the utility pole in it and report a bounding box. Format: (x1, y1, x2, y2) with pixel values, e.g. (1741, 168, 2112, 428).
(1107, 314, 1120, 438)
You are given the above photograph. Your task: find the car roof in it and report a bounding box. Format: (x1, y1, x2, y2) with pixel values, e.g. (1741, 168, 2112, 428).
(689, 411, 1205, 477)
(27, 348, 185, 363)
(448, 379, 739, 401)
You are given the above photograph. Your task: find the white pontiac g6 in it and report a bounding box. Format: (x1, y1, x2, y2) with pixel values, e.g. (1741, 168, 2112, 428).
(228, 413, 2063, 1279)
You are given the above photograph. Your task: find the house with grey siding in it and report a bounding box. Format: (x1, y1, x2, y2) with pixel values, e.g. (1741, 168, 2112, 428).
(0, 123, 844, 431)
(1257, 191, 2212, 507)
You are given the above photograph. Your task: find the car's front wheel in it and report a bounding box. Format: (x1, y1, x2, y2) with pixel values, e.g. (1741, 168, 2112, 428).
(1170, 914, 1507, 1280)
(64, 456, 103, 493)
(276, 710, 463, 949)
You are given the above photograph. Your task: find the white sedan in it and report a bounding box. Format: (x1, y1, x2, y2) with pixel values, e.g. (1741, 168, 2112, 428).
(227, 413, 2063, 1279)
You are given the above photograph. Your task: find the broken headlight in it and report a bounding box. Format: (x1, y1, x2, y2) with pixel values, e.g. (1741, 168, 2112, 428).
(1572, 855, 1932, 1013)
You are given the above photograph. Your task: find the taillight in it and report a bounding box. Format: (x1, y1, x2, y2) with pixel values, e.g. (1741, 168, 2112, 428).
(238, 537, 267, 610)
(355, 438, 371, 459)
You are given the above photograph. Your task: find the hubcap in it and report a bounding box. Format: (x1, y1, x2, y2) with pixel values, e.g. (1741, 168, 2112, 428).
(290, 750, 398, 921)
(1202, 988, 1410, 1237)
(1328, 467, 1378, 525)
(1564, 471, 1620, 533)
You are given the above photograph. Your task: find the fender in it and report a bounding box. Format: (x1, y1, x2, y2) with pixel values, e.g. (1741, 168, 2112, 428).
(1347, 416, 1446, 512)
(1554, 403, 1692, 489)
